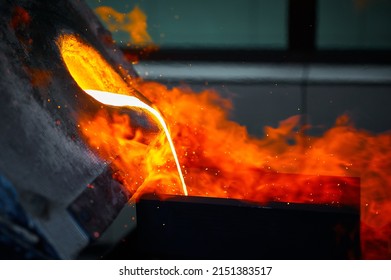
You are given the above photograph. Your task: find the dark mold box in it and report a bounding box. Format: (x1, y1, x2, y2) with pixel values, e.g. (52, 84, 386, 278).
(132, 194, 360, 260)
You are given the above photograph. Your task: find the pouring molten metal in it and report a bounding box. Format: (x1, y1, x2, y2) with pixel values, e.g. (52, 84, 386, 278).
(58, 33, 391, 259)
(83, 89, 188, 196)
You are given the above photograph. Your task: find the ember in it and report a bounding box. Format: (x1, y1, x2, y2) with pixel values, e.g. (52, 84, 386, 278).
(10, 6, 31, 30)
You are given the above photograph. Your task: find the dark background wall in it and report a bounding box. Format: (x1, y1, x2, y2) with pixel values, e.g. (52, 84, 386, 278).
(86, 0, 391, 49)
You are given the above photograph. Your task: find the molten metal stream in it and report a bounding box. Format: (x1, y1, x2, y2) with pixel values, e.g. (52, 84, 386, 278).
(84, 89, 188, 196)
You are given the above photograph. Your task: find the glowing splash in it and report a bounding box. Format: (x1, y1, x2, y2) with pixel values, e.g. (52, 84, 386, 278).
(84, 89, 188, 196)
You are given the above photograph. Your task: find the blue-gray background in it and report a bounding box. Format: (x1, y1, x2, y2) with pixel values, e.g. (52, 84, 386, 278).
(86, 0, 391, 49)
(85, 0, 391, 137)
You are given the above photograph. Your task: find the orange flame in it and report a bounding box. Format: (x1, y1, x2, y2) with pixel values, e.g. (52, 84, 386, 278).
(95, 5, 152, 45)
(58, 34, 186, 197)
(131, 81, 391, 259)
(58, 34, 391, 259)
(83, 89, 188, 196)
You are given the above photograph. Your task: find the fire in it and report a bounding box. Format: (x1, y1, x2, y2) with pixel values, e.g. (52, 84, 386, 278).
(95, 6, 152, 45)
(58, 34, 187, 197)
(134, 81, 391, 259)
(83, 89, 188, 196)
(93, 5, 157, 63)
(58, 34, 391, 259)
